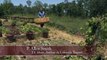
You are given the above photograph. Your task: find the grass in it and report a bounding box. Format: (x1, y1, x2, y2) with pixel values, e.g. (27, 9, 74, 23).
(10, 14, 89, 35)
(9, 14, 37, 18)
(47, 15, 89, 34)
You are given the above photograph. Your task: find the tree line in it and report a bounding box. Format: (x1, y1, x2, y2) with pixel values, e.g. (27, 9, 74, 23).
(0, 0, 107, 18)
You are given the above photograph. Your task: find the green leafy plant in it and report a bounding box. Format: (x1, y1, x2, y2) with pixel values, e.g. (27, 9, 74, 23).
(85, 17, 101, 45)
(3, 56, 15, 60)
(0, 26, 10, 34)
(20, 23, 41, 33)
(64, 56, 85, 60)
(85, 16, 107, 46)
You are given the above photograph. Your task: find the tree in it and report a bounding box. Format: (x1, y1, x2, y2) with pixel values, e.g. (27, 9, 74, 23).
(34, 0, 43, 8)
(1, 0, 14, 15)
(56, 4, 63, 16)
(0, 5, 5, 18)
(43, 3, 48, 9)
(34, 0, 43, 12)
(82, 0, 107, 17)
(26, 0, 32, 7)
(15, 4, 24, 14)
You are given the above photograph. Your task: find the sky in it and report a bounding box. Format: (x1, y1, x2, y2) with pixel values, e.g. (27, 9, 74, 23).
(0, 0, 73, 6)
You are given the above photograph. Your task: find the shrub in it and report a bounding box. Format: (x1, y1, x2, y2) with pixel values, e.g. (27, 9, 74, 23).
(20, 23, 41, 33)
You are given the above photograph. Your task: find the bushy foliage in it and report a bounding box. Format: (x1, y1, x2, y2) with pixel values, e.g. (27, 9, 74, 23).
(20, 23, 41, 33)
(0, 6, 5, 17)
(85, 16, 107, 45)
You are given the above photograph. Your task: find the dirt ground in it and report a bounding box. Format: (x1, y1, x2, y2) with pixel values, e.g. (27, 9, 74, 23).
(0, 27, 85, 46)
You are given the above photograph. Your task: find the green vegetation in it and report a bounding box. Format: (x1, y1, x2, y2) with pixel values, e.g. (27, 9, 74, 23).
(85, 16, 107, 45)
(1, 0, 107, 18)
(0, 26, 10, 34)
(47, 15, 88, 34)
(84, 16, 107, 60)
(20, 23, 41, 33)
(64, 56, 85, 60)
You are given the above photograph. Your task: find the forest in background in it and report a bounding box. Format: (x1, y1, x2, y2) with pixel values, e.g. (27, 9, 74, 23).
(0, 0, 107, 18)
